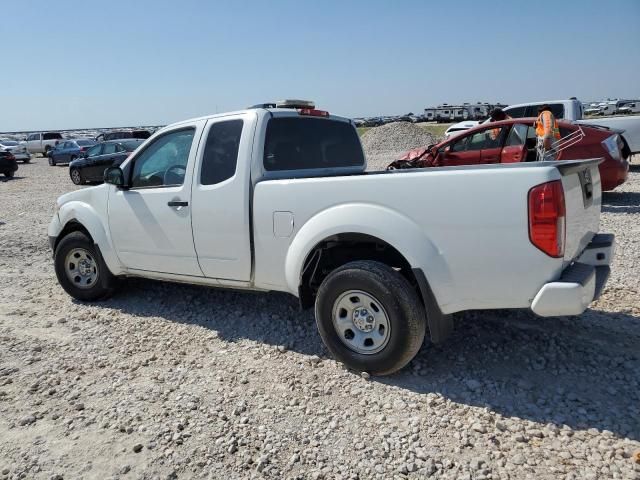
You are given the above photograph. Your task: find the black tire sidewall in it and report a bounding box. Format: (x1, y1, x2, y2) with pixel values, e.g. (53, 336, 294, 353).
(54, 232, 116, 301)
(70, 168, 82, 185)
(315, 262, 425, 375)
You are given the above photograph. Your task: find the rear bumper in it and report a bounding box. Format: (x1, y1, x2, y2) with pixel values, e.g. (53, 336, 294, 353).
(531, 233, 614, 317)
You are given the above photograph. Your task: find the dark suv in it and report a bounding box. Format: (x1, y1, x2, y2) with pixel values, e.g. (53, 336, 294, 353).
(0, 151, 18, 178)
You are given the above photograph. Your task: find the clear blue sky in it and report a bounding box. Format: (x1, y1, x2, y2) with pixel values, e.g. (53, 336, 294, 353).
(1, 0, 639, 131)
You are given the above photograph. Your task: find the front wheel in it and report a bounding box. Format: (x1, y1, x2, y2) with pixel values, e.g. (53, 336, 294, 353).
(4, 171, 14, 178)
(70, 168, 83, 185)
(49, 156, 56, 166)
(54, 231, 118, 301)
(314, 260, 426, 375)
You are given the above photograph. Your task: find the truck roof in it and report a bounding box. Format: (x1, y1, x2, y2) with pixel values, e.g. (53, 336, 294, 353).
(165, 108, 352, 130)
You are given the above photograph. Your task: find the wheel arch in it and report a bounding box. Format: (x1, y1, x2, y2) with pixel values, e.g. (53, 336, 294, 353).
(56, 202, 123, 275)
(285, 204, 455, 342)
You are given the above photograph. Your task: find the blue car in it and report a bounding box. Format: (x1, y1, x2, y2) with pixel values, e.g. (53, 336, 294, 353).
(49, 139, 97, 166)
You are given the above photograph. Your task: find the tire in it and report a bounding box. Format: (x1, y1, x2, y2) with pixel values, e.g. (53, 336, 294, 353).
(54, 231, 118, 301)
(49, 156, 56, 166)
(43, 146, 51, 158)
(23, 157, 30, 163)
(5, 171, 14, 178)
(70, 168, 83, 185)
(314, 260, 426, 376)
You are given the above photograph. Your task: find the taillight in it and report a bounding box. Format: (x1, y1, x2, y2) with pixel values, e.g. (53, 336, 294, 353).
(298, 108, 329, 117)
(79, 147, 86, 152)
(528, 180, 565, 258)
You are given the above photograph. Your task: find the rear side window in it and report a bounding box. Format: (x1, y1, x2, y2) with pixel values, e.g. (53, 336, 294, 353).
(505, 106, 527, 118)
(103, 143, 118, 155)
(200, 120, 243, 185)
(264, 118, 364, 171)
(525, 104, 565, 119)
(43, 133, 62, 140)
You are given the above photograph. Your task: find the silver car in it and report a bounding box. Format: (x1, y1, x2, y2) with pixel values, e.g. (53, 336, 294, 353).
(0, 139, 31, 163)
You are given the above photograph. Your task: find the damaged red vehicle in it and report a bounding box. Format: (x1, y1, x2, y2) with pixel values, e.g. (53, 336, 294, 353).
(390, 118, 629, 191)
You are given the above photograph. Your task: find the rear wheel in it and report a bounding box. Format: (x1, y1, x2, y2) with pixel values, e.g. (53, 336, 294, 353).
(43, 146, 51, 158)
(54, 231, 118, 301)
(4, 171, 14, 178)
(314, 260, 426, 375)
(70, 168, 83, 185)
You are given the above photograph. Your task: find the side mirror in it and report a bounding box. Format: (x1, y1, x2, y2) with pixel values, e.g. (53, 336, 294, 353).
(104, 166, 126, 187)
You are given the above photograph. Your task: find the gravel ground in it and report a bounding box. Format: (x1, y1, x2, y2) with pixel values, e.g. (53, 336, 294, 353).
(361, 122, 437, 170)
(0, 155, 639, 480)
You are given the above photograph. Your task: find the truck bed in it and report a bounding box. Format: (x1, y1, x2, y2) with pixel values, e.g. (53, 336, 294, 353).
(252, 160, 601, 315)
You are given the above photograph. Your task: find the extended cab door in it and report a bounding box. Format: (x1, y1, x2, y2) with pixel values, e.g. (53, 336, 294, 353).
(108, 123, 205, 276)
(190, 113, 255, 281)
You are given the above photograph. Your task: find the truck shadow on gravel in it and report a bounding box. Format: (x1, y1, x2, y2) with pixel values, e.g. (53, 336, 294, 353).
(93, 278, 639, 441)
(601, 191, 640, 214)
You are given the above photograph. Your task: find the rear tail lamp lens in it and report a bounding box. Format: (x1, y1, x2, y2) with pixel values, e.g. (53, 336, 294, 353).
(528, 180, 565, 258)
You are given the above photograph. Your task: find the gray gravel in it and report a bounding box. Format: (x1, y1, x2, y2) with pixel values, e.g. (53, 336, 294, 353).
(0, 155, 639, 479)
(362, 122, 437, 170)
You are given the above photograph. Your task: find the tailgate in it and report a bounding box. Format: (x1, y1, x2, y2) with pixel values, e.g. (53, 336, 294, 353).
(556, 159, 602, 263)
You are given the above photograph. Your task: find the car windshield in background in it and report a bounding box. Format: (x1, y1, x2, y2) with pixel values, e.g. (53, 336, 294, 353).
(0, 141, 19, 146)
(76, 140, 96, 146)
(264, 118, 364, 171)
(121, 140, 143, 151)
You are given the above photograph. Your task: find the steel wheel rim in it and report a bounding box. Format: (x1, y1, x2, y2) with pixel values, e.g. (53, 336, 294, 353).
(64, 248, 99, 289)
(331, 290, 391, 355)
(71, 170, 81, 184)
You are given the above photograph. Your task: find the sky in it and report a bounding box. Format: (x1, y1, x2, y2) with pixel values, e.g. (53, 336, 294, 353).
(1, 0, 639, 131)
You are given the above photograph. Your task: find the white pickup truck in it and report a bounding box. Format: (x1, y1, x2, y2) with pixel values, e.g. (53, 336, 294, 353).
(501, 99, 640, 155)
(48, 101, 615, 375)
(23, 131, 64, 156)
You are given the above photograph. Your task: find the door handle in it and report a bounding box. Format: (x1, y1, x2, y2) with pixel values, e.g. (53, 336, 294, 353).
(167, 201, 188, 207)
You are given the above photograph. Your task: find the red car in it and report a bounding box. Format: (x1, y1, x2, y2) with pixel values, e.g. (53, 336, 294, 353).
(394, 118, 629, 191)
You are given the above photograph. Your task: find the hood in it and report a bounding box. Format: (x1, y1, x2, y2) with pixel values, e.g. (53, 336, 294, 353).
(56, 184, 108, 210)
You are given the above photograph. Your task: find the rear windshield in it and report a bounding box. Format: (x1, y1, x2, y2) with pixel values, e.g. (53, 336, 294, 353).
(43, 132, 63, 140)
(76, 140, 96, 146)
(121, 140, 143, 151)
(264, 117, 364, 171)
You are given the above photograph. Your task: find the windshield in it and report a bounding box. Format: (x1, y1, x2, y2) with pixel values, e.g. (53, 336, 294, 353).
(76, 140, 96, 146)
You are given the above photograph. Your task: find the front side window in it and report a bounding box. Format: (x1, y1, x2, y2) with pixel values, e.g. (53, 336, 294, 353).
(130, 128, 195, 188)
(86, 144, 102, 157)
(450, 135, 470, 152)
(200, 120, 243, 185)
(264, 118, 364, 171)
(505, 124, 528, 147)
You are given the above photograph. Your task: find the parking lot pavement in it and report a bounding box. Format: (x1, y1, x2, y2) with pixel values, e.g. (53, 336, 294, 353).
(0, 156, 639, 479)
